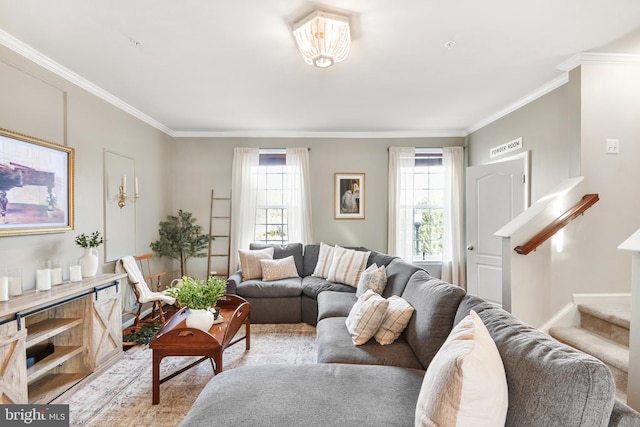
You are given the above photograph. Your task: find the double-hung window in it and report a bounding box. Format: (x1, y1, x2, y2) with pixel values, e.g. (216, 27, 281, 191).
(254, 150, 288, 244)
(411, 150, 444, 261)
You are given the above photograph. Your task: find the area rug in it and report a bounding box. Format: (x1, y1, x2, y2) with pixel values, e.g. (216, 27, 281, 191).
(63, 323, 317, 427)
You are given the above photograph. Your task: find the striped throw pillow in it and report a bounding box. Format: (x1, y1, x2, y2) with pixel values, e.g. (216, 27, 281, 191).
(238, 247, 274, 281)
(312, 242, 335, 279)
(345, 290, 389, 345)
(374, 296, 414, 345)
(415, 310, 508, 426)
(327, 246, 370, 287)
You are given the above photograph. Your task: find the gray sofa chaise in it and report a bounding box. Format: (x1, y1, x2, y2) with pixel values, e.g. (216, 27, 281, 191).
(181, 243, 640, 427)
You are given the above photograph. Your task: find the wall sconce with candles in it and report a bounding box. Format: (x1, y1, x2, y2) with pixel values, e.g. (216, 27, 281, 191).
(117, 174, 139, 210)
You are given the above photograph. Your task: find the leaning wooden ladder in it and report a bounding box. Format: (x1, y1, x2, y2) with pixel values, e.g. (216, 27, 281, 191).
(207, 190, 232, 278)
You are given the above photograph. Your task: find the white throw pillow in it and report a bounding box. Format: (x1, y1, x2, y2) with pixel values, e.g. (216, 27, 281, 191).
(374, 296, 414, 345)
(415, 310, 508, 427)
(356, 263, 387, 297)
(260, 256, 300, 281)
(238, 247, 274, 281)
(312, 242, 335, 279)
(327, 246, 370, 287)
(345, 289, 389, 345)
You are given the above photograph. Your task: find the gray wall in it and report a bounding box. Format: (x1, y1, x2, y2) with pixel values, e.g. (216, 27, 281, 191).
(171, 137, 464, 279)
(467, 60, 640, 315)
(0, 45, 173, 292)
(466, 82, 579, 202)
(550, 61, 640, 310)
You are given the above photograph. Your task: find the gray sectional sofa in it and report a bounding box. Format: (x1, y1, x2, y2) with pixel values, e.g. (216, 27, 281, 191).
(181, 243, 640, 427)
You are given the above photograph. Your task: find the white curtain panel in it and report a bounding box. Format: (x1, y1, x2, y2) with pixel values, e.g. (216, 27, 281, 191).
(230, 147, 260, 272)
(286, 147, 314, 245)
(442, 146, 466, 288)
(388, 147, 416, 262)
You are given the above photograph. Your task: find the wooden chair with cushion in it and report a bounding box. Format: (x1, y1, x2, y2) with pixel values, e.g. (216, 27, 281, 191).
(120, 253, 176, 324)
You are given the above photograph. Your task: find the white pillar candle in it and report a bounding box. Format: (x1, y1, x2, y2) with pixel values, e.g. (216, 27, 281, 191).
(9, 275, 22, 296)
(134, 176, 139, 195)
(122, 174, 127, 192)
(51, 267, 63, 285)
(69, 265, 82, 282)
(0, 276, 8, 301)
(36, 269, 52, 291)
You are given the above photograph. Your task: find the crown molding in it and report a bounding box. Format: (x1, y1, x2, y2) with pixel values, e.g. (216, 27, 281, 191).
(171, 129, 468, 138)
(0, 29, 174, 136)
(466, 74, 568, 135)
(557, 52, 640, 71)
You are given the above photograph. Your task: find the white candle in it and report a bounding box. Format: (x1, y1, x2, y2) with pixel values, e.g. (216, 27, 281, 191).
(69, 265, 82, 282)
(36, 269, 52, 291)
(51, 267, 63, 285)
(0, 276, 8, 301)
(9, 275, 22, 296)
(122, 174, 127, 192)
(134, 176, 139, 195)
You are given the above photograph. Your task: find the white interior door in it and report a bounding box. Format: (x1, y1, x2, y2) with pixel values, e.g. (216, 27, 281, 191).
(466, 156, 527, 306)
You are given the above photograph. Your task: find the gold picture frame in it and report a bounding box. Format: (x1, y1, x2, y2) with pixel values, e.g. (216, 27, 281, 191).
(0, 128, 74, 236)
(334, 173, 365, 219)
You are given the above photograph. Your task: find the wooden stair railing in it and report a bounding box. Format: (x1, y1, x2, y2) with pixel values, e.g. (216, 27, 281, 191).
(514, 194, 599, 255)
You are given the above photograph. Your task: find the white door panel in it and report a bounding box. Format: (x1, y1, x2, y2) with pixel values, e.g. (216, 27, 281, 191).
(466, 156, 527, 306)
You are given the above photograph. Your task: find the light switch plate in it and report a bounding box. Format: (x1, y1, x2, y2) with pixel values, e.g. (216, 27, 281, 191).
(606, 139, 619, 154)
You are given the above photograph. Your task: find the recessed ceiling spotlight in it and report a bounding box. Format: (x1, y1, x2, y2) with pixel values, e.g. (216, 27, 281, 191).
(128, 37, 143, 48)
(444, 40, 456, 50)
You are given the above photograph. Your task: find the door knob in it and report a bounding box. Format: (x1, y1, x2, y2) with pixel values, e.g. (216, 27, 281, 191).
(467, 245, 474, 251)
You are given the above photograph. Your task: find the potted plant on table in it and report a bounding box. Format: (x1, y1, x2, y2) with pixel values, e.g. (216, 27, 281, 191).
(167, 276, 227, 331)
(75, 231, 104, 278)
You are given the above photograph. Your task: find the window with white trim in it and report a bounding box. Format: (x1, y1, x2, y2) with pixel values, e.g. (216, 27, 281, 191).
(410, 150, 444, 260)
(254, 150, 288, 244)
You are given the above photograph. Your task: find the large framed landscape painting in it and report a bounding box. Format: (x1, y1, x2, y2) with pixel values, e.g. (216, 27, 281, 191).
(335, 173, 365, 219)
(0, 128, 74, 236)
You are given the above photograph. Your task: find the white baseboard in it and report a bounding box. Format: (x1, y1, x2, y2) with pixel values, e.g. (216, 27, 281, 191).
(539, 293, 631, 333)
(572, 293, 631, 305)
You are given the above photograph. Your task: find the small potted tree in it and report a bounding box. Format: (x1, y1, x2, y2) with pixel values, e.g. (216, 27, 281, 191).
(166, 276, 226, 331)
(150, 210, 211, 278)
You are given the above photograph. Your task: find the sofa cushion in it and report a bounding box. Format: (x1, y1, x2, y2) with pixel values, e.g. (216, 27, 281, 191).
(250, 243, 304, 277)
(345, 290, 389, 345)
(415, 310, 508, 427)
(462, 305, 617, 427)
(236, 277, 302, 298)
(239, 247, 274, 281)
(317, 291, 357, 321)
(381, 258, 424, 298)
(356, 263, 387, 297)
(363, 248, 398, 268)
(311, 242, 335, 278)
(317, 317, 424, 369)
(327, 246, 370, 287)
(374, 296, 414, 345)
(179, 364, 425, 427)
(260, 256, 299, 281)
(401, 270, 466, 369)
(301, 276, 355, 300)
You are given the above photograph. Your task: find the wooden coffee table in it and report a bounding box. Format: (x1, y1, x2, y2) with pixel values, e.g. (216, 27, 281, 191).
(149, 294, 251, 404)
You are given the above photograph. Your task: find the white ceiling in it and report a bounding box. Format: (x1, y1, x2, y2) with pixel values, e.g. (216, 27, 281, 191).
(0, 0, 639, 137)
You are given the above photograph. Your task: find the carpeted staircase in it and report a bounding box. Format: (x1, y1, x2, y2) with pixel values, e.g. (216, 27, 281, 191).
(549, 303, 630, 402)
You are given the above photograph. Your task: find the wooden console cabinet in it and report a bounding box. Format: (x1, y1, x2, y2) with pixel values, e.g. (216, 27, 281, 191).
(0, 273, 125, 404)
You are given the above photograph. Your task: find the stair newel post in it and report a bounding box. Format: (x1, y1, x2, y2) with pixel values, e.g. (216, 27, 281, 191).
(618, 229, 640, 411)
